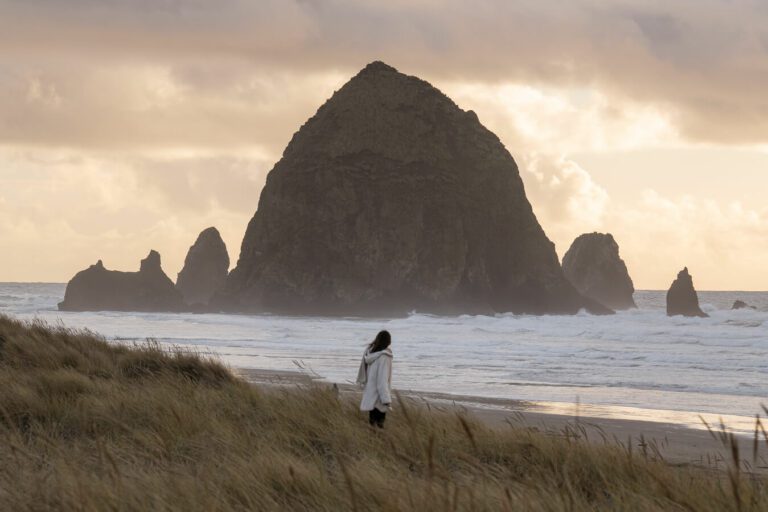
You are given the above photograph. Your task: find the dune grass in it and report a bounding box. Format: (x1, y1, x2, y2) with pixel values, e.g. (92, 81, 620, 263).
(0, 314, 766, 511)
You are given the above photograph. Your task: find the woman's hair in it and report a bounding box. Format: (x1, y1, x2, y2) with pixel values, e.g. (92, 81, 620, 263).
(368, 330, 392, 353)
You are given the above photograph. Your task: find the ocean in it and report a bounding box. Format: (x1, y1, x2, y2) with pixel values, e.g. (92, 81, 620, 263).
(1, 283, 766, 434)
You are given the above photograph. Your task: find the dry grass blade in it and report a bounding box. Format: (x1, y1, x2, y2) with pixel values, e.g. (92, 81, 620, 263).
(337, 458, 359, 512)
(395, 390, 413, 429)
(760, 420, 768, 451)
(426, 432, 435, 479)
(457, 415, 478, 452)
(700, 415, 716, 440)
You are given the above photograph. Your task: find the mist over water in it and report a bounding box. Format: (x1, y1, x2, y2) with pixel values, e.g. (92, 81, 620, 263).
(2, 284, 766, 432)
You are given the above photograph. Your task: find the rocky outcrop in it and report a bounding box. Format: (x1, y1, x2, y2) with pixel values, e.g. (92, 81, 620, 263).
(58, 250, 183, 312)
(176, 227, 230, 307)
(221, 61, 611, 316)
(666, 267, 708, 318)
(732, 300, 756, 310)
(562, 233, 636, 310)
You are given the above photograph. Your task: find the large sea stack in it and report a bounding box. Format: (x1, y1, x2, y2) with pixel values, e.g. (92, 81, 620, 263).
(222, 61, 610, 316)
(666, 267, 708, 318)
(58, 250, 183, 312)
(562, 233, 636, 310)
(176, 227, 230, 307)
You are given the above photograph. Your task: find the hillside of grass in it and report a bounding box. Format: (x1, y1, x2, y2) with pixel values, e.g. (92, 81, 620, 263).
(0, 314, 765, 511)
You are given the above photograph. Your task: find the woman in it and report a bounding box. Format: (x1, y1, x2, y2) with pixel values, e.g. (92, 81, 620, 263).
(356, 330, 393, 428)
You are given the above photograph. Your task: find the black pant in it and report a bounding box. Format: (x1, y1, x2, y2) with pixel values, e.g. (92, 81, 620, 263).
(369, 408, 386, 428)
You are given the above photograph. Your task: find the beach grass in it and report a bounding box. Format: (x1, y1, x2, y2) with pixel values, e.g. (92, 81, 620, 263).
(0, 314, 766, 511)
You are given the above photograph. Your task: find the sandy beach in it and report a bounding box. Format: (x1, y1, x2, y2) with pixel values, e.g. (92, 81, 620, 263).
(235, 367, 768, 474)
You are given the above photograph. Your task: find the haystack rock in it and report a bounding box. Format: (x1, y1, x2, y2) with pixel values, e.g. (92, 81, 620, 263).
(666, 267, 708, 318)
(562, 233, 636, 310)
(221, 61, 611, 316)
(58, 250, 183, 312)
(176, 227, 230, 307)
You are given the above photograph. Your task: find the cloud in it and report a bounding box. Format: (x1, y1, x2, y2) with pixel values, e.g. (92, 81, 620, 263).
(443, 82, 679, 155)
(0, 61, 344, 154)
(521, 155, 609, 231)
(604, 190, 768, 290)
(511, 154, 610, 266)
(130, 156, 271, 213)
(1, 0, 767, 145)
(0, 149, 257, 281)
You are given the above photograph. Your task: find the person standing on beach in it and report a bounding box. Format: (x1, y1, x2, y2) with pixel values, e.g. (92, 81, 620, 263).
(356, 330, 393, 428)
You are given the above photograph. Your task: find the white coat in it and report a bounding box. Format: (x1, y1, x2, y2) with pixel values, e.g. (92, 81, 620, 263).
(356, 347, 393, 412)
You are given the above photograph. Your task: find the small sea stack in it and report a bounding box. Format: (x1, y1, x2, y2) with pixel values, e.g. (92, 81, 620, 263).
(176, 227, 230, 308)
(58, 250, 183, 312)
(732, 300, 756, 310)
(666, 267, 708, 318)
(562, 232, 636, 310)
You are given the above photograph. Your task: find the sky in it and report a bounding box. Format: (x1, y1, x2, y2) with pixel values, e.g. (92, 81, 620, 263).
(1, 0, 767, 290)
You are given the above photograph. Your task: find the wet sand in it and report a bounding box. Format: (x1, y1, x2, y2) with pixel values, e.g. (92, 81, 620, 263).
(234, 368, 768, 474)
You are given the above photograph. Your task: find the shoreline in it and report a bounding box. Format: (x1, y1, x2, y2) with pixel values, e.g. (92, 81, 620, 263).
(235, 367, 768, 474)
(5, 297, 765, 424)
